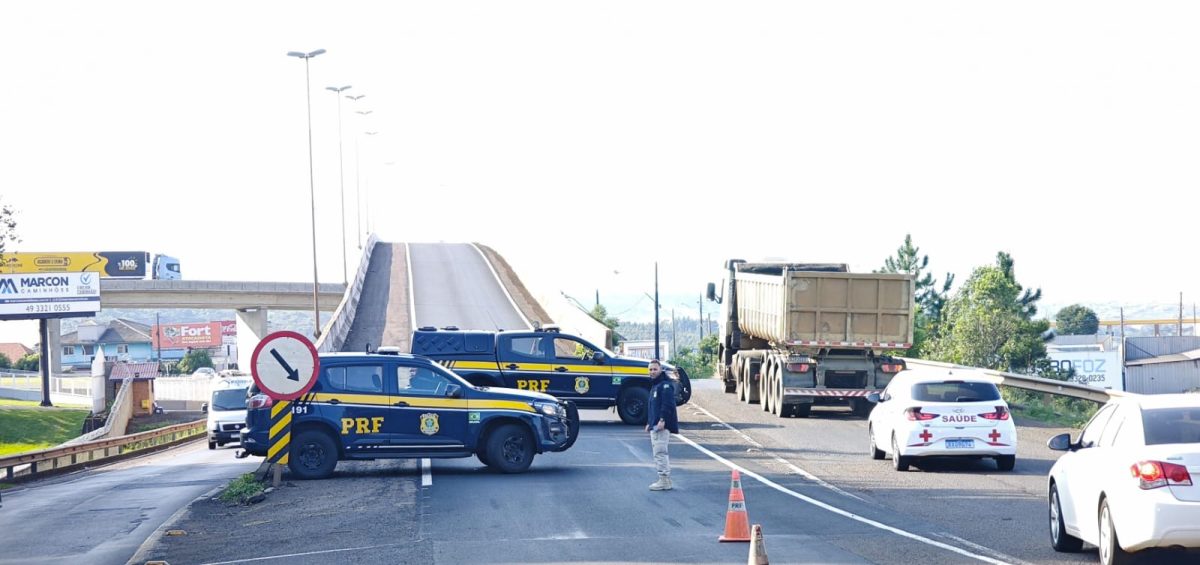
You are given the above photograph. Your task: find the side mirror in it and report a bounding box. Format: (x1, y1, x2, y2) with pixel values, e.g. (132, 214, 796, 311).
(592, 351, 606, 364)
(201, 402, 208, 413)
(1047, 432, 1072, 451)
(866, 392, 881, 404)
(705, 282, 717, 302)
(445, 384, 463, 399)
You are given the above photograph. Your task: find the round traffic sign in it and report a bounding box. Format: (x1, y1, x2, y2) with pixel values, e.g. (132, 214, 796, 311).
(251, 331, 320, 400)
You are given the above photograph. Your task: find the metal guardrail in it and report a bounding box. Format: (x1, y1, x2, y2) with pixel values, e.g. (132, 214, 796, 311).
(317, 233, 379, 353)
(0, 419, 206, 483)
(901, 358, 1123, 404)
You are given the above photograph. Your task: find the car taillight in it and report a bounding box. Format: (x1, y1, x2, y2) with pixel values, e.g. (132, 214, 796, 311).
(247, 394, 274, 410)
(905, 407, 938, 421)
(786, 363, 811, 372)
(979, 406, 1010, 420)
(1131, 460, 1193, 490)
(879, 363, 904, 373)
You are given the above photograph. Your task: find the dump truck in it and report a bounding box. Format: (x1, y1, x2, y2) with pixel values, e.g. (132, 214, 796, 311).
(706, 260, 914, 418)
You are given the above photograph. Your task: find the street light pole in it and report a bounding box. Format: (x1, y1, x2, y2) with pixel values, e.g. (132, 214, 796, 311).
(363, 131, 378, 235)
(286, 48, 327, 339)
(346, 95, 366, 248)
(325, 85, 352, 285)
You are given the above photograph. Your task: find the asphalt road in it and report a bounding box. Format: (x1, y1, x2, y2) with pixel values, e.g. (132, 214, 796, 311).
(408, 242, 530, 331)
(343, 242, 415, 353)
(130, 380, 1190, 564)
(0, 442, 258, 565)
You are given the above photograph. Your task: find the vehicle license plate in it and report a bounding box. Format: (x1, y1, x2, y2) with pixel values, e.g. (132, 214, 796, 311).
(945, 439, 974, 449)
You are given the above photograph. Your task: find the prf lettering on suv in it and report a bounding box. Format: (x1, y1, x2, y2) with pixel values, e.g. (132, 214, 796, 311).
(240, 348, 579, 479)
(411, 325, 692, 426)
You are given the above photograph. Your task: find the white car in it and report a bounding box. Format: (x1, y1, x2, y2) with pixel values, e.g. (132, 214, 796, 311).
(1047, 393, 1200, 565)
(866, 369, 1018, 472)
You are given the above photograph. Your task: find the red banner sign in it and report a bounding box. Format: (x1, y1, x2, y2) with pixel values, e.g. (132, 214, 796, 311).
(152, 322, 223, 349)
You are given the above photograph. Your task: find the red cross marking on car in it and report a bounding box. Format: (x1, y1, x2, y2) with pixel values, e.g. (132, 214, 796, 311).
(989, 429, 1001, 442)
(919, 429, 932, 443)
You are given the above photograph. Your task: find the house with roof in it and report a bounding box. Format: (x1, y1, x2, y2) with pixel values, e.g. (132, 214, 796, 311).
(0, 342, 33, 366)
(60, 319, 156, 370)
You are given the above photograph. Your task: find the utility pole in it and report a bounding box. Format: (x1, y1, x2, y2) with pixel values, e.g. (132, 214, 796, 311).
(155, 312, 162, 363)
(699, 294, 704, 341)
(654, 262, 660, 361)
(670, 308, 677, 360)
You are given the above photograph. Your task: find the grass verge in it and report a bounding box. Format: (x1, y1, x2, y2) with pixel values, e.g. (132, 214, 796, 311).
(219, 473, 265, 504)
(1003, 387, 1099, 428)
(0, 404, 89, 457)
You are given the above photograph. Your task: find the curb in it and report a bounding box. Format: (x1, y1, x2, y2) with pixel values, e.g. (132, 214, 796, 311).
(125, 485, 223, 565)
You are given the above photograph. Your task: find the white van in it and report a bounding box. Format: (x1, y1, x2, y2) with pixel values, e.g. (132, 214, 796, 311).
(203, 375, 253, 449)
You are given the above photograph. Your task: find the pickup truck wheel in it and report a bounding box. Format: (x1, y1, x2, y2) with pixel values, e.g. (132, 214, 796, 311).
(486, 424, 535, 473)
(551, 401, 580, 452)
(476, 445, 491, 466)
(617, 387, 649, 425)
(208, 440, 216, 450)
(674, 368, 692, 406)
(289, 429, 339, 480)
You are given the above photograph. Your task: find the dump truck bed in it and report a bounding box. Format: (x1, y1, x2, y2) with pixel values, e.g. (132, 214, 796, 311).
(736, 267, 914, 350)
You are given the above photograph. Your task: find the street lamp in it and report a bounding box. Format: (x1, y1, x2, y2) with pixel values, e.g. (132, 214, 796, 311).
(325, 84, 352, 285)
(355, 108, 374, 241)
(346, 95, 367, 247)
(363, 131, 378, 235)
(286, 48, 327, 339)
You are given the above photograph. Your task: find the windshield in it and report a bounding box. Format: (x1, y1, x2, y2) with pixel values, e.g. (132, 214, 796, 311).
(1143, 408, 1200, 445)
(212, 388, 248, 411)
(911, 381, 1001, 403)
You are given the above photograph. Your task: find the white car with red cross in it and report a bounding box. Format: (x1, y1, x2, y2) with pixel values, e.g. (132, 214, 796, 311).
(866, 369, 1018, 472)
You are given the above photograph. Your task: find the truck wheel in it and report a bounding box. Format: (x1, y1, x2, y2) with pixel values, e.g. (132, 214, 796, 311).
(794, 404, 811, 418)
(289, 429, 339, 480)
(617, 387, 649, 425)
(760, 369, 771, 412)
(774, 368, 788, 418)
(851, 399, 872, 418)
(486, 424, 535, 473)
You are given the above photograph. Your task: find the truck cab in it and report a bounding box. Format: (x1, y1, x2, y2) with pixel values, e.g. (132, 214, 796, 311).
(411, 325, 691, 425)
(152, 254, 181, 280)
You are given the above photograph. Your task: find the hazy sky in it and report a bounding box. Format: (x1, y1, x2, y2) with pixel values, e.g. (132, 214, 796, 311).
(2, 1, 1198, 345)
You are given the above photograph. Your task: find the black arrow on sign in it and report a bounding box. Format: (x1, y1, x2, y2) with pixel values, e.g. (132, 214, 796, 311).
(270, 348, 300, 381)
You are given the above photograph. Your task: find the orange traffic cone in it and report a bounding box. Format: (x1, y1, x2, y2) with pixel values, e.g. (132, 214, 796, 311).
(719, 469, 752, 542)
(748, 524, 769, 564)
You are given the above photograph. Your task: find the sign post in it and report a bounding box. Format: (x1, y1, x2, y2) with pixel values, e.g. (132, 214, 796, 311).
(250, 331, 320, 486)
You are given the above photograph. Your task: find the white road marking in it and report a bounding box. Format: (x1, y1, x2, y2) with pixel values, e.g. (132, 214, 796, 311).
(690, 403, 867, 501)
(937, 532, 1037, 565)
(470, 242, 532, 330)
(675, 433, 1011, 564)
(422, 458, 432, 486)
(202, 543, 406, 564)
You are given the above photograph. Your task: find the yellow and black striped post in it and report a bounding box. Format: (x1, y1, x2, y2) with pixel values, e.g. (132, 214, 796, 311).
(268, 400, 291, 485)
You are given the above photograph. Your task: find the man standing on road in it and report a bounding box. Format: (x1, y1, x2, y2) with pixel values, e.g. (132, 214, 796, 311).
(645, 359, 678, 491)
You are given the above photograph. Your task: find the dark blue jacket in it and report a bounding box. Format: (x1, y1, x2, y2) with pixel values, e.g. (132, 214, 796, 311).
(646, 375, 678, 433)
